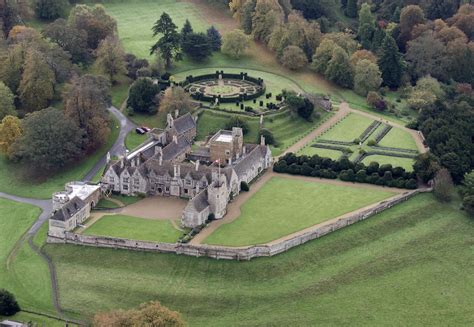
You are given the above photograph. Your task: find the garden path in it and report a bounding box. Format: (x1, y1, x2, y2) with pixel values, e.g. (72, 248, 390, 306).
(190, 172, 406, 244)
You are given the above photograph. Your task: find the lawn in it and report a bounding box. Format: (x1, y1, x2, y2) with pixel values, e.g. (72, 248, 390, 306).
(362, 155, 415, 171)
(0, 312, 72, 327)
(125, 131, 149, 150)
(0, 115, 120, 199)
(378, 127, 419, 150)
(83, 214, 181, 243)
(298, 146, 344, 160)
(45, 193, 474, 325)
(0, 199, 54, 315)
(204, 177, 395, 246)
(320, 112, 375, 142)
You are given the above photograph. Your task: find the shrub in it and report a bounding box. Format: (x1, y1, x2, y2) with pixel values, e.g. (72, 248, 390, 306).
(353, 138, 361, 144)
(367, 139, 377, 146)
(433, 169, 454, 202)
(225, 116, 249, 134)
(462, 195, 474, 217)
(0, 289, 20, 316)
(208, 213, 216, 221)
(240, 181, 250, 192)
(259, 129, 276, 145)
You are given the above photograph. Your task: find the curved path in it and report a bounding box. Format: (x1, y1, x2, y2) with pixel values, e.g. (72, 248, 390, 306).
(0, 106, 133, 324)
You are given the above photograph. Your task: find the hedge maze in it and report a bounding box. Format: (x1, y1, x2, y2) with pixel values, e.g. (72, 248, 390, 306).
(299, 113, 419, 170)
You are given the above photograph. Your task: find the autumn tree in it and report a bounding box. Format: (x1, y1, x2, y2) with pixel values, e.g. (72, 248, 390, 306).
(68, 4, 117, 49)
(0, 82, 16, 120)
(43, 18, 89, 63)
(35, 0, 68, 20)
(280, 45, 307, 70)
(93, 301, 185, 327)
(433, 168, 455, 202)
(325, 46, 353, 88)
(407, 76, 444, 111)
(150, 12, 182, 68)
(240, 0, 256, 34)
(378, 34, 403, 88)
(94, 36, 127, 84)
(159, 86, 193, 115)
(19, 49, 55, 112)
(0, 43, 26, 93)
(13, 108, 83, 172)
(353, 59, 382, 96)
(252, 0, 284, 43)
(398, 5, 425, 49)
(0, 115, 21, 159)
(222, 29, 249, 59)
(311, 38, 337, 74)
(349, 49, 377, 68)
(64, 74, 110, 151)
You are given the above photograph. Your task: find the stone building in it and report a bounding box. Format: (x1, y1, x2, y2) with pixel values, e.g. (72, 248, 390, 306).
(49, 182, 101, 237)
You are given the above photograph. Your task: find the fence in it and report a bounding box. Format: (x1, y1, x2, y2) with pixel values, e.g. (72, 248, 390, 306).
(47, 189, 430, 261)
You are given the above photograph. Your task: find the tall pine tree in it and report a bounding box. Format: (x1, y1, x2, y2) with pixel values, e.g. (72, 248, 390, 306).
(345, 0, 358, 18)
(150, 12, 182, 68)
(378, 35, 403, 88)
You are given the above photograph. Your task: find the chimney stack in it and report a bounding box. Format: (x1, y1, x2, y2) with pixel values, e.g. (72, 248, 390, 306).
(173, 135, 178, 144)
(243, 146, 246, 155)
(175, 109, 179, 118)
(260, 135, 265, 146)
(159, 155, 163, 166)
(120, 158, 124, 169)
(195, 160, 200, 171)
(173, 164, 177, 177)
(106, 151, 111, 164)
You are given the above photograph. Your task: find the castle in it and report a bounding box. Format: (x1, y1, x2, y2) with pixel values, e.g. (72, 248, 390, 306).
(49, 110, 272, 237)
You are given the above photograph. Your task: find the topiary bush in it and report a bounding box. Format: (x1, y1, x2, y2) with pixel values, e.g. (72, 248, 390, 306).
(240, 181, 250, 192)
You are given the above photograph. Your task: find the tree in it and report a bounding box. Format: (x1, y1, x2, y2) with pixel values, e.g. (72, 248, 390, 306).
(68, 4, 117, 50)
(325, 47, 353, 88)
(94, 36, 127, 84)
(414, 153, 440, 183)
(207, 26, 222, 51)
(240, 0, 256, 34)
(43, 18, 90, 63)
(19, 49, 55, 112)
(182, 32, 212, 61)
(354, 59, 382, 96)
(345, 0, 357, 18)
(285, 92, 314, 121)
(350, 49, 377, 69)
(462, 170, 474, 196)
(0, 289, 20, 316)
(0, 115, 21, 159)
(259, 128, 275, 145)
(127, 78, 160, 114)
(358, 3, 375, 49)
(13, 108, 83, 173)
(35, 0, 68, 20)
(378, 34, 403, 88)
(252, 0, 284, 43)
(0, 44, 26, 93)
(0, 82, 15, 120)
(150, 12, 182, 68)
(159, 86, 193, 115)
(222, 29, 249, 59)
(225, 116, 249, 134)
(399, 5, 425, 48)
(462, 195, 474, 217)
(280, 45, 307, 70)
(427, 0, 458, 20)
(406, 31, 448, 81)
(64, 74, 110, 151)
(433, 168, 454, 202)
(93, 301, 185, 327)
(407, 76, 444, 111)
(311, 38, 337, 74)
(180, 19, 193, 45)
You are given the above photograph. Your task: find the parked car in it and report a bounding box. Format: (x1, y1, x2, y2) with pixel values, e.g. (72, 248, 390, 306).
(140, 126, 151, 132)
(135, 127, 146, 135)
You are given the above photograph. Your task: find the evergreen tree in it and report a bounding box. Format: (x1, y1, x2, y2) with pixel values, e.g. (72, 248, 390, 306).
(378, 35, 403, 88)
(345, 0, 358, 18)
(180, 19, 193, 45)
(150, 12, 182, 68)
(0, 289, 20, 316)
(35, 0, 68, 20)
(207, 26, 222, 51)
(325, 47, 353, 88)
(391, 6, 401, 23)
(127, 78, 160, 114)
(240, 0, 256, 34)
(371, 27, 386, 53)
(182, 32, 212, 61)
(358, 3, 375, 49)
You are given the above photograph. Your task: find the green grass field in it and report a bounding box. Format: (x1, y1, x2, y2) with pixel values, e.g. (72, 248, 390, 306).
(83, 214, 181, 243)
(203, 177, 395, 246)
(320, 113, 374, 142)
(0, 199, 54, 314)
(125, 131, 149, 150)
(298, 146, 344, 160)
(362, 155, 415, 171)
(378, 127, 419, 150)
(0, 116, 120, 199)
(102, 0, 218, 59)
(44, 193, 474, 325)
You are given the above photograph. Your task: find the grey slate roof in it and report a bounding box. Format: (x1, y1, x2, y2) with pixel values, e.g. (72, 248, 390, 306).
(234, 144, 267, 178)
(51, 197, 86, 221)
(188, 189, 209, 213)
(162, 135, 191, 161)
(173, 113, 196, 134)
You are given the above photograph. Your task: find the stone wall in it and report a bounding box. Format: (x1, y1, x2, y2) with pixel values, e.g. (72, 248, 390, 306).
(47, 189, 430, 261)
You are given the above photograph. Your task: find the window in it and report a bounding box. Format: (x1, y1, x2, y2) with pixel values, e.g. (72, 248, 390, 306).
(123, 177, 129, 183)
(134, 178, 139, 184)
(123, 185, 129, 190)
(184, 189, 188, 194)
(109, 177, 115, 183)
(225, 150, 231, 155)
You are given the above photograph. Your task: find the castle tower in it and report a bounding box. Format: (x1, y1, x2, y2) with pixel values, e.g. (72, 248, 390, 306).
(232, 127, 243, 158)
(207, 173, 228, 219)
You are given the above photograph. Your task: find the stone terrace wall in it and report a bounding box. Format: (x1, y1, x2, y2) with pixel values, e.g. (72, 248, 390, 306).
(47, 188, 430, 261)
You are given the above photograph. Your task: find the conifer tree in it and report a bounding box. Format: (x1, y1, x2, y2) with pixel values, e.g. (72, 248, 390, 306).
(180, 19, 193, 45)
(150, 12, 182, 68)
(378, 34, 403, 88)
(345, 0, 358, 18)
